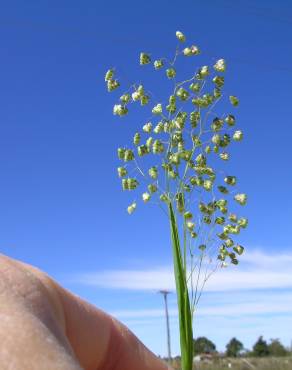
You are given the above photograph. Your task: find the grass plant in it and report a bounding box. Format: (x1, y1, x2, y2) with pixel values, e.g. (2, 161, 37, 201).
(104, 31, 248, 370)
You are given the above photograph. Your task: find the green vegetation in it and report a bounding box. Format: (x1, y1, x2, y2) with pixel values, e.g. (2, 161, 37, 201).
(105, 31, 248, 370)
(190, 357, 292, 370)
(226, 338, 244, 357)
(193, 337, 216, 355)
(268, 339, 290, 357)
(169, 336, 291, 369)
(252, 336, 270, 357)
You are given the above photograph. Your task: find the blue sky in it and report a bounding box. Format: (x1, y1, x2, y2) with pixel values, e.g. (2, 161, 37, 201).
(1, 0, 292, 357)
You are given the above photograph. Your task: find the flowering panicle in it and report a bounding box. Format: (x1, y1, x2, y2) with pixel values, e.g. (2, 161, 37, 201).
(104, 32, 248, 370)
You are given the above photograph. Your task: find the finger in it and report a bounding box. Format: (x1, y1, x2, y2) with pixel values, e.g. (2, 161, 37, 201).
(0, 255, 170, 370)
(52, 271, 170, 370)
(0, 254, 82, 369)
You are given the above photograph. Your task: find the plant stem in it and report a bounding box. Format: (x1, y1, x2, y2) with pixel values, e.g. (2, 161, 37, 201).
(168, 202, 193, 370)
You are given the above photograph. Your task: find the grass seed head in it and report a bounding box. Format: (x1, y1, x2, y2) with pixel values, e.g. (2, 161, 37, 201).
(234, 193, 247, 205)
(105, 69, 114, 81)
(233, 130, 243, 141)
(127, 202, 137, 214)
(154, 59, 164, 69)
(213, 59, 226, 73)
(176, 31, 186, 42)
(140, 52, 151, 65)
(142, 192, 151, 202)
(230, 95, 239, 106)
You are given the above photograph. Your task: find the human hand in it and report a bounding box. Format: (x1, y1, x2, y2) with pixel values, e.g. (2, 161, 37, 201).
(0, 254, 170, 370)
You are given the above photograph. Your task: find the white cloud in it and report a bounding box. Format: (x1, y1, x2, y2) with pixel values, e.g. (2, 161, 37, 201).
(109, 289, 292, 354)
(67, 249, 292, 355)
(110, 308, 177, 319)
(76, 267, 174, 290)
(240, 249, 292, 268)
(200, 296, 292, 316)
(110, 290, 292, 320)
(71, 249, 292, 292)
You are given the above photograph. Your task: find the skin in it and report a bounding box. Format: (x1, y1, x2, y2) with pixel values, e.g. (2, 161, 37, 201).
(0, 254, 170, 370)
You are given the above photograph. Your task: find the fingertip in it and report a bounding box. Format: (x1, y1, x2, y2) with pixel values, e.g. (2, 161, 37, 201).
(55, 284, 169, 370)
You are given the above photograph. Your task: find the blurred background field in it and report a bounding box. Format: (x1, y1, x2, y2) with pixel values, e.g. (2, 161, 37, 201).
(163, 336, 292, 370)
(170, 356, 292, 370)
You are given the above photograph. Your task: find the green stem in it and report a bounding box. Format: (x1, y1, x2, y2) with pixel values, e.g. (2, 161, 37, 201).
(168, 202, 193, 370)
(183, 218, 187, 275)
